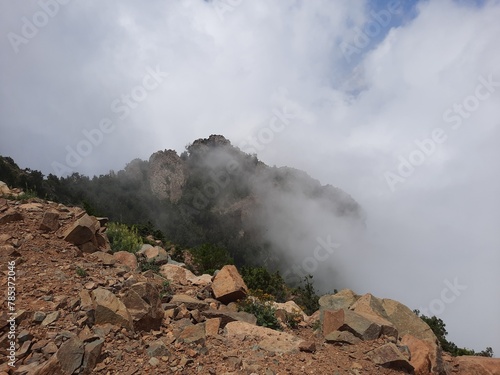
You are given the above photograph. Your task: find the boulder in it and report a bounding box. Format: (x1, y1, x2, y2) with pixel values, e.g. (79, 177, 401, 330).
(401, 334, 435, 375)
(177, 323, 206, 344)
(91, 288, 133, 331)
(159, 264, 211, 286)
(0, 209, 23, 225)
(322, 309, 381, 340)
(140, 245, 170, 265)
(56, 337, 85, 375)
(225, 321, 304, 354)
(454, 356, 500, 375)
(170, 294, 209, 311)
(39, 211, 59, 232)
(205, 318, 221, 336)
(325, 330, 362, 345)
(92, 251, 116, 266)
(319, 289, 359, 313)
(367, 343, 414, 373)
(273, 301, 308, 321)
(120, 282, 163, 331)
(63, 214, 99, 246)
(201, 309, 257, 327)
(113, 251, 138, 271)
(81, 338, 104, 375)
(211, 265, 248, 304)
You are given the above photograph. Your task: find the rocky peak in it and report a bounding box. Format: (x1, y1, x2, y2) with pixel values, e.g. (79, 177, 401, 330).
(148, 149, 187, 203)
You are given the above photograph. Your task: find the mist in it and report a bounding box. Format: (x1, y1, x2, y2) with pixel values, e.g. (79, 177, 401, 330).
(1, 0, 499, 355)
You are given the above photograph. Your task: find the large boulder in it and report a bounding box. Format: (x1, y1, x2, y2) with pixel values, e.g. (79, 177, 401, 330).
(39, 211, 60, 232)
(113, 251, 138, 271)
(401, 334, 437, 375)
(120, 282, 163, 331)
(225, 321, 305, 354)
(160, 264, 212, 286)
(454, 356, 500, 375)
(322, 309, 382, 340)
(319, 289, 359, 313)
(367, 343, 414, 373)
(91, 288, 133, 331)
(211, 265, 248, 304)
(63, 214, 99, 245)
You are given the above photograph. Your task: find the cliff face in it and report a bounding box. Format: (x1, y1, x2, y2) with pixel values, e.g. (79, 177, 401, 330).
(148, 150, 187, 203)
(146, 134, 362, 222)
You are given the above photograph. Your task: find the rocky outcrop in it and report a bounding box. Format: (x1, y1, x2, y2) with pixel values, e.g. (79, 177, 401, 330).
(320, 289, 445, 374)
(148, 149, 187, 203)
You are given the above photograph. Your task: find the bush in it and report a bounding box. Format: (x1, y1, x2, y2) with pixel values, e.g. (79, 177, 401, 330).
(106, 222, 143, 253)
(414, 310, 494, 357)
(240, 266, 288, 302)
(237, 291, 281, 330)
(189, 243, 233, 275)
(291, 275, 320, 316)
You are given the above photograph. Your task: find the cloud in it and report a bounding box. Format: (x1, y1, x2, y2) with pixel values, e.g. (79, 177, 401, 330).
(1, 0, 499, 354)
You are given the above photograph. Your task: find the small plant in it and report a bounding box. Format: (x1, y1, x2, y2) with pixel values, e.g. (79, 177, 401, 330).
(311, 319, 321, 332)
(76, 267, 87, 277)
(283, 310, 303, 329)
(237, 290, 281, 331)
(241, 266, 288, 302)
(159, 281, 173, 299)
(106, 222, 143, 253)
(140, 261, 160, 273)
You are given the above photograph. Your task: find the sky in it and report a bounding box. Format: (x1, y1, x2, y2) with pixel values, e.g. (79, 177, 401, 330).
(1, 0, 499, 355)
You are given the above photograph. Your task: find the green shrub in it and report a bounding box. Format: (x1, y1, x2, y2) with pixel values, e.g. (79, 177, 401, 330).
(291, 275, 320, 316)
(106, 222, 143, 253)
(240, 266, 288, 302)
(140, 261, 160, 273)
(414, 310, 494, 357)
(189, 243, 233, 275)
(238, 291, 281, 331)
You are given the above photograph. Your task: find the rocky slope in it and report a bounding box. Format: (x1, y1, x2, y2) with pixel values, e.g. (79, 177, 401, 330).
(1, 185, 499, 375)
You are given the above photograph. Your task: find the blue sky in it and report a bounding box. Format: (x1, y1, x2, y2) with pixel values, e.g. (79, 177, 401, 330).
(1, 0, 499, 355)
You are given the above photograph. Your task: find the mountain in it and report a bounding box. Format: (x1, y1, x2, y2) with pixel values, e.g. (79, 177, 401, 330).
(0, 135, 364, 279)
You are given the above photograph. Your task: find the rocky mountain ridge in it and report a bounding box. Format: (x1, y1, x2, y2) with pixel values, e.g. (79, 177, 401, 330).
(1, 184, 499, 374)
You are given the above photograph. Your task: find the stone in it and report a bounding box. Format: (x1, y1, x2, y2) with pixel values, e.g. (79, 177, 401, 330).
(56, 337, 85, 375)
(159, 264, 211, 286)
(80, 290, 93, 310)
(39, 211, 59, 232)
(298, 341, 316, 353)
(146, 340, 170, 357)
(140, 245, 170, 265)
(319, 289, 359, 313)
(401, 334, 435, 375)
(325, 330, 362, 345)
(177, 323, 206, 344)
(120, 282, 163, 331)
(225, 321, 305, 354)
(113, 251, 138, 271)
(91, 288, 133, 331)
(205, 318, 221, 336)
(41, 311, 60, 326)
(170, 294, 209, 311)
(273, 301, 308, 321)
(81, 338, 104, 375)
(201, 309, 257, 327)
(0, 209, 23, 225)
(367, 343, 414, 373)
(63, 214, 99, 246)
(454, 356, 500, 375)
(322, 309, 381, 340)
(33, 311, 47, 323)
(92, 251, 116, 266)
(95, 231, 111, 252)
(211, 265, 248, 304)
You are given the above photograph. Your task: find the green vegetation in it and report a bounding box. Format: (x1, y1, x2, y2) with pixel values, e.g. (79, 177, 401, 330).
(189, 243, 233, 275)
(240, 266, 288, 302)
(140, 261, 160, 273)
(238, 291, 281, 330)
(291, 275, 320, 316)
(106, 222, 143, 253)
(414, 310, 494, 357)
(75, 267, 87, 277)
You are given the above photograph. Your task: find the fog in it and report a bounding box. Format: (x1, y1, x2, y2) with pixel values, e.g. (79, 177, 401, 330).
(1, 0, 499, 354)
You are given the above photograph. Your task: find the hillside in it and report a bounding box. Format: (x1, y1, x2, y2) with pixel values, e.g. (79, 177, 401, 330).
(1, 190, 499, 374)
